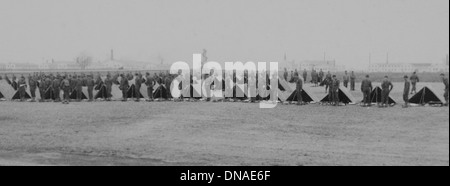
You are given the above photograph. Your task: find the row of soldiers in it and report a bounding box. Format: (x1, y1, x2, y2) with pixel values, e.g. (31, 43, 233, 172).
(284, 69, 357, 91)
(1, 72, 177, 103)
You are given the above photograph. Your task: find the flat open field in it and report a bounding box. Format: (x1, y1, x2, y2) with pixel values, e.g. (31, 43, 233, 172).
(0, 82, 448, 166)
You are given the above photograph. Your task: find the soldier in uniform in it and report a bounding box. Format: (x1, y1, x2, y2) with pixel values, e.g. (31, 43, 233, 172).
(380, 76, 394, 107)
(318, 69, 324, 84)
(283, 68, 288, 81)
(45, 75, 53, 101)
(104, 73, 114, 101)
(164, 73, 173, 101)
(38, 75, 47, 102)
(303, 69, 308, 83)
(403, 75, 410, 108)
(60, 75, 71, 104)
(343, 71, 349, 88)
(361, 75, 373, 107)
(53, 75, 62, 102)
(28, 74, 38, 102)
(350, 71, 356, 91)
(75, 75, 84, 102)
(324, 71, 332, 93)
(119, 74, 129, 101)
(410, 72, 419, 94)
(17, 76, 27, 102)
(135, 73, 143, 102)
(441, 73, 449, 106)
(86, 74, 95, 102)
(295, 73, 303, 105)
(145, 72, 155, 102)
(331, 75, 340, 106)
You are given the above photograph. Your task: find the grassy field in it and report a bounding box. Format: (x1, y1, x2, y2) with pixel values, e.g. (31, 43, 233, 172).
(0, 82, 448, 166)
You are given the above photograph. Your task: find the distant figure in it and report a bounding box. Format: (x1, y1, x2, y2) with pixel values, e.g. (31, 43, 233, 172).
(145, 72, 155, 102)
(329, 75, 340, 106)
(86, 75, 95, 102)
(28, 74, 38, 102)
(283, 68, 288, 81)
(324, 71, 332, 92)
(38, 75, 47, 102)
(52, 75, 62, 102)
(303, 69, 308, 83)
(75, 75, 83, 102)
(104, 74, 114, 101)
(350, 71, 356, 91)
(410, 72, 419, 94)
(361, 75, 373, 107)
(442, 73, 449, 106)
(403, 75, 410, 108)
(343, 71, 349, 88)
(18, 76, 27, 102)
(135, 73, 143, 102)
(294, 74, 303, 105)
(380, 76, 394, 107)
(119, 74, 129, 102)
(318, 69, 324, 84)
(60, 76, 71, 104)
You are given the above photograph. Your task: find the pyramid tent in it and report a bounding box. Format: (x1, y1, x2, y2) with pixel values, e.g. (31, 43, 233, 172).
(0, 90, 4, 99)
(94, 85, 108, 99)
(12, 89, 32, 100)
(153, 84, 169, 99)
(368, 86, 396, 105)
(43, 87, 56, 100)
(286, 89, 319, 103)
(320, 87, 356, 104)
(408, 86, 445, 105)
(110, 85, 123, 100)
(69, 89, 88, 100)
(127, 84, 145, 99)
(182, 85, 202, 99)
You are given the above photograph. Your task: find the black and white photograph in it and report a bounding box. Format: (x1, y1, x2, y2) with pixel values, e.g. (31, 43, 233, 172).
(0, 0, 448, 172)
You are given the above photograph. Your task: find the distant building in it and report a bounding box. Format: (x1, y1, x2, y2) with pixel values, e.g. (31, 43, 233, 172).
(296, 60, 346, 72)
(1, 63, 39, 71)
(368, 63, 449, 73)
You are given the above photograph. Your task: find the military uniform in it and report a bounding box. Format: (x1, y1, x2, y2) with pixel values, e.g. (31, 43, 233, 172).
(330, 78, 340, 105)
(295, 76, 303, 105)
(28, 75, 38, 101)
(350, 73, 356, 91)
(53, 77, 61, 101)
(86, 76, 95, 101)
(104, 75, 114, 101)
(120, 76, 129, 101)
(343, 74, 349, 88)
(403, 80, 411, 105)
(60, 78, 71, 103)
(75, 77, 84, 101)
(17, 78, 27, 101)
(38, 76, 47, 102)
(361, 78, 373, 106)
(381, 79, 393, 107)
(145, 74, 155, 101)
(303, 70, 308, 83)
(318, 70, 324, 84)
(135, 74, 143, 101)
(410, 74, 419, 94)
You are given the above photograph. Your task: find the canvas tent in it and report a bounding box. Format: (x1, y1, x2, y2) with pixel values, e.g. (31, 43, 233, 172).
(153, 84, 169, 99)
(286, 89, 319, 103)
(0, 90, 5, 100)
(320, 87, 356, 104)
(408, 86, 445, 105)
(69, 89, 88, 100)
(368, 86, 396, 105)
(42, 87, 56, 100)
(94, 85, 108, 99)
(127, 84, 145, 99)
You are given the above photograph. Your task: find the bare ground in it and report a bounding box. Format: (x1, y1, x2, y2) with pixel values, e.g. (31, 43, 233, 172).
(0, 82, 448, 166)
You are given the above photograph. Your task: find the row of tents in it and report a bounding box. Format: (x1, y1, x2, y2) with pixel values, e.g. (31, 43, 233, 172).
(0, 79, 446, 106)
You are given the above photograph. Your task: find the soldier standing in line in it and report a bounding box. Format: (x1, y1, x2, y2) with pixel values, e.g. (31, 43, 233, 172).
(303, 69, 308, 83)
(86, 74, 95, 102)
(60, 75, 71, 104)
(119, 74, 129, 102)
(361, 75, 373, 107)
(403, 75, 410, 108)
(145, 72, 155, 102)
(324, 71, 332, 93)
(410, 71, 419, 94)
(28, 74, 38, 102)
(318, 69, 324, 84)
(38, 75, 47, 102)
(104, 73, 114, 101)
(295, 73, 303, 105)
(45, 75, 53, 101)
(350, 71, 356, 91)
(380, 76, 394, 108)
(75, 75, 84, 102)
(135, 73, 143, 102)
(18, 76, 27, 102)
(165, 73, 173, 101)
(441, 73, 449, 106)
(343, 71, 349, 88)
(331, 75, 340, 106)
(52, 75, 62, 102)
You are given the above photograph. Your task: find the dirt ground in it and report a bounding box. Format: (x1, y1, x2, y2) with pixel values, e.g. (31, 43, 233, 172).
(0, 82, 448, 166)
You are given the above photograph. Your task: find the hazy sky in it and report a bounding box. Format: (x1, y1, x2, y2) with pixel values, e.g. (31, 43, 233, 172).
(0, 0, 448, 69)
